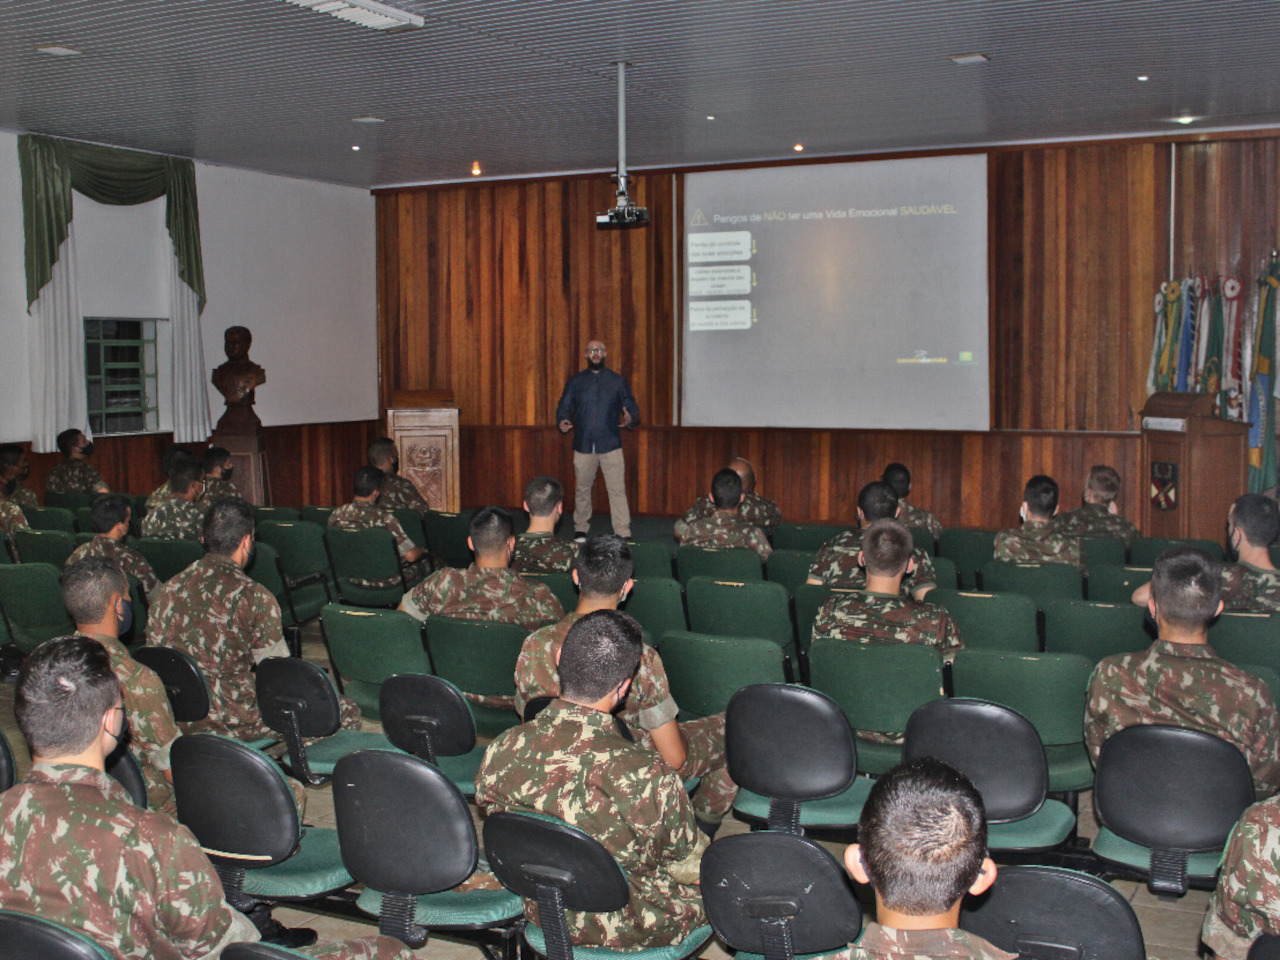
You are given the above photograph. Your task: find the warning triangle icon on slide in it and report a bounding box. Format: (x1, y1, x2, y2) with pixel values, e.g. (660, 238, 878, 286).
(690, 208, 709, 227)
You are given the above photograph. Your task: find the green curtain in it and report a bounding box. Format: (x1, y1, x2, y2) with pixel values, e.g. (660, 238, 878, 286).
(19, 134, 206, 312)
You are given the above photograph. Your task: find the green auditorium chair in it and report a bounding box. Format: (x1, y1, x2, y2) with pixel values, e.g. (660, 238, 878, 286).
(626, 539, 674, 579)
(658, 631, 787, 720)
(253, 506, 301, 524)
(675, 545, 763, 584)
(22, 505, 76, 533)
(424, 616, 529, 737)
(324, 527, 411, 607)
(980, 560, 1084, 611)
(0, 562, 75, 653)
(1086, 564, 1152, 604)
(1129, 537, 1224, 566)
(392, 508, 429, 552)
(619, 577, 687, 638)
(930, 554, 959, 590)
(765, 548, 816, 595)
(519, 570, 577, 614)
(300, 505, 335, 527)
(938, 528, 996, 589)
(1210, 611, 1280, 676)
(910, 524, 937, 556)
(422, 510, 474, 569)
(136, 537, 203, 582)
(927, 588, 1038, 652)
(1042, 598, 1151, 662)
(684, 576, 795, 674)
(1082, 536, 1127, 569)
(12, 528, 75, 567)
(319, 604, 431, 719)
(771, 523, 851, 553)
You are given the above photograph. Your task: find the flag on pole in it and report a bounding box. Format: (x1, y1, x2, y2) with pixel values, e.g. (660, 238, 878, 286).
(1248, 259, 1280, 493)
(1199, 279, 1225, 414)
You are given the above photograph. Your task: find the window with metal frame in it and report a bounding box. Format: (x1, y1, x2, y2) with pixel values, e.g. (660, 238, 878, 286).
(84, 317, 161, 436)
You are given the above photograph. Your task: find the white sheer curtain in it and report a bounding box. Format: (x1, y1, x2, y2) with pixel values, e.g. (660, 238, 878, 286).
(168, 250, 212, 442)
(27, 224, 89, 453)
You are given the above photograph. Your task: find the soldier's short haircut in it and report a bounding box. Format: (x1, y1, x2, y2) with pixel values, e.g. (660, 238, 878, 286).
(558, 610, 643, 704)
(1232, 494, 1280, 548)
(0, 444, 22, 469)
(470, 506, 515, 555)
(1086, 465, 1122, 503)
(353, 466, 385, 498)
(859, 757, 988, 917)
(574, 535, 634, 598)
(858, 481, 900, 522)
(62, 558, 127, 625)
(56, 428, 81, 456)
(169, 457, 204, 496)
(1150, 547, 1223, 628)
(524, 476, 564, 517)
(862, 519, 913, 577)
(204, 500, 254, 556)
(368, 437, 397, 467)
(1023, 475, 1060, 519)
(711, 468, 744, 509)
(161, 445, 193, 475)
(204, 446, 231, 475)
(17, 635, 120, 758)
(90, 494, 132, 534)
(882, 463, 912, 499)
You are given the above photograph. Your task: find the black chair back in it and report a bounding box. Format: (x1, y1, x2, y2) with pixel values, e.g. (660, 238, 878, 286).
(105, 746, 148, 809)
(1250, 935, 1280, 959)
(131, 646, 210, 723)
(960, 866, 1145, 960)
(484, 811, 629, 960)
(523, 695, 555, 723)
(902, 698, 1047, 822)
(255, 656, 343, 785)
(0, 910, 111, 960)
(0, 727, 15, 792)
(1095, 724, 1254, 895)
(332, 750, 479, 946)
(725, 683, 857, 832)
(379, 673, 476, 763)
(701, 832, 862, 960)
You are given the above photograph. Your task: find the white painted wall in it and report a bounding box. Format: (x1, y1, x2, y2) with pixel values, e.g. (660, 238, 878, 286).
(0, 130, 378, 442)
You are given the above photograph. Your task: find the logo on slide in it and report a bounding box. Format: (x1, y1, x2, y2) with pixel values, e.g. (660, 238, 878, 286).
(690, 208, 709, 227)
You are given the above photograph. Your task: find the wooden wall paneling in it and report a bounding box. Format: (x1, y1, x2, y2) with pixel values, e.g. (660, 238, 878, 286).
(1174, 139, 1280, 281)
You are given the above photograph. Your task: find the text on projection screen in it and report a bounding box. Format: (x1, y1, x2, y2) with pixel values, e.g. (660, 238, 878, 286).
(681, 155, 989, 430)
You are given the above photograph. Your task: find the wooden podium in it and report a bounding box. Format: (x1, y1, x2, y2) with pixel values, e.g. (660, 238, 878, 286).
(386, 394, 460, 512)
(1139, 392, 1247, 541)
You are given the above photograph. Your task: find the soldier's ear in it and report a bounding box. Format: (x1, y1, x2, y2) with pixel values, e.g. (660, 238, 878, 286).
(845, 844, 871, 885)
(467, 536, 475, 552)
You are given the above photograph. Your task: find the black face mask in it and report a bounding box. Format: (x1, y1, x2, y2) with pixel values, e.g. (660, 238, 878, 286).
(79, 442, 95, 457)
(390, 459, 400, 475)
(17, 466, 29, 481)
(587, 359, 605, 371)
(223, 466, 234, 482)
(2, 479, 14, 498)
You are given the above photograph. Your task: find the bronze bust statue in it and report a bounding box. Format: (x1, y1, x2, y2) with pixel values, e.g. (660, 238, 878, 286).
(211, 325, 266, 433)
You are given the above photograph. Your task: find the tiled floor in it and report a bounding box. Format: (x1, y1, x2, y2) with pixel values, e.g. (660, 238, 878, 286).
(0, 629, 1214, 960)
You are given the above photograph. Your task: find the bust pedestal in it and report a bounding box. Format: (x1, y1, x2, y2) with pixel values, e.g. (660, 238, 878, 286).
(213, 406, 270, 506)
(386, 397, 460, 512)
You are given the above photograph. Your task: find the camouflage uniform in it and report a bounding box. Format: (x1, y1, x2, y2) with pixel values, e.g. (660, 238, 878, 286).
(1221, 562, 1280, 613)
(673, 492, 782, 540)
(993, 519, 1084, 570)
(2, 481, 37, 507)
(828, 923, 1015, 960)
(0, 500, 28, 562)
(377, 472, 428, 512)
(1203, 795, 1280, 960)
(1051, 501, 1138, 549)
(0, 762, 410, 960)
(811, 590, 963, 659)
(898, 501, 943, 542)
(76, 630, 181, 813)
(147, 554, 360, 741)
(680, 511, 773, 560)
(140, 497, 205, 541)
(1085, 639, 1280, 797)
(199, 476, 243, 507)
(328, 501, 430, 588)
(808, 531, 937, 597)
(475, 700, 708, 949)
(511, 532, 578, 573)
(145, 481, 172, 513)
(400, 564, 563, 629)
(67, 535, 161, 601)
(46, 458, 107, 494)
(514, 614, 736, 819)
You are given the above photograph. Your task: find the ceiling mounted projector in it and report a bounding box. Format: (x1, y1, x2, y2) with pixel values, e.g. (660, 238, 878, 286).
(597, 61, 649, 230)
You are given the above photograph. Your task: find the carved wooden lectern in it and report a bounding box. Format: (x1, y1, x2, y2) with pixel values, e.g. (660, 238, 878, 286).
(1139, 392, 1247, 541)
(386, 396, 460, 512)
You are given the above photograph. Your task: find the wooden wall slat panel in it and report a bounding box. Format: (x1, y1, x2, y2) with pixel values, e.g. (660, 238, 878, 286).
(1173, 139, 1280, 280)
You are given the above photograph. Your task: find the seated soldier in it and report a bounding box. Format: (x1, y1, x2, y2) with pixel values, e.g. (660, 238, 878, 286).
(1086, 547, 1280, 798)
(1051, 464, 1139, 548)
(811, 519, 962, 663)
(0, 443, 37, 506)
(200, 445, 243, 506)
(0, 497, 29, 559)
(882, 462, 943, 542)
(399, 505, 563, 629)
(63, 558, 180, 813)
(512, 475, 578, 573)
(992, 474, 1084, 570)
(45, 428, 109, 495)
(149, 500, 361, 741)
(368, 436, 428, 512)
(837, 757, 1010, 960)
(476, 610, 707, 950)
(0, 636, 411, 960)
(66, 493, 161, 600)
(807, 481, 937, 600)
(674, 457, 782, 541)
(328, 466, 430, 589)
(140, 456, 206, 541)
(514, 535, 736, 831)
(679, 468, 772, 560)
(145, 445, 195, 513)
(1203, 794, 1280, 959)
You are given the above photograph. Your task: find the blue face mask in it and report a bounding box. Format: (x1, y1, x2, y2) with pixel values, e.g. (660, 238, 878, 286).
(116, 597, 133, 636)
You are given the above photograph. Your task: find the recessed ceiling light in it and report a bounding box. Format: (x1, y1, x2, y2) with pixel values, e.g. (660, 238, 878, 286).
(1136, 75, 1150, 82)
(351, 145, 361, 151)
(949, 53, 990, 66)
(36, 45, 81, 56)
(471, 161, 482, 176)
(706, 115, 715, 121)
(352, 115, 385, 124)
(1171, 116, 1197, 125)
(793, 143, 804, 152)
(280, 0, 423, 32)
